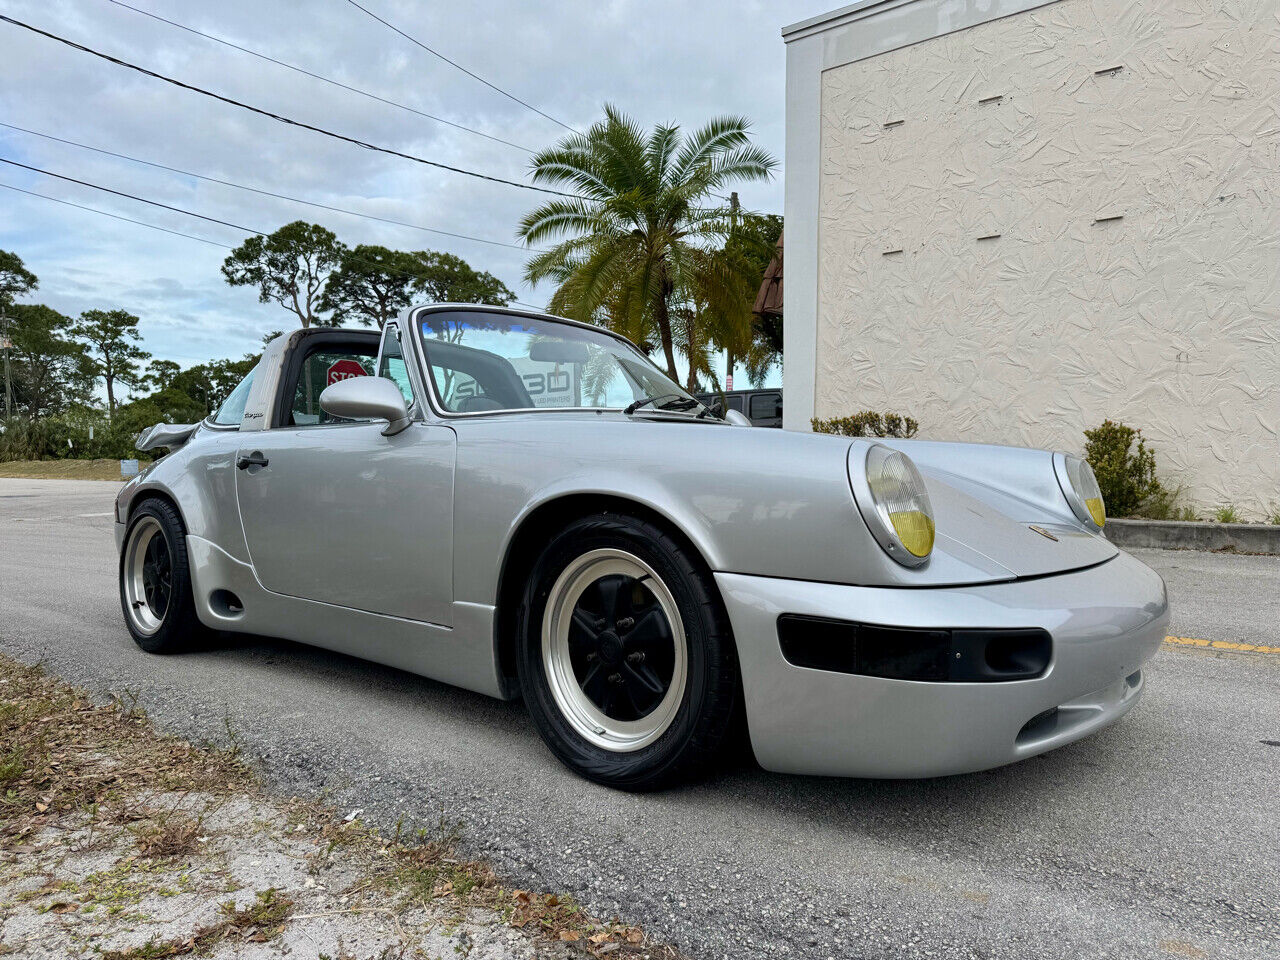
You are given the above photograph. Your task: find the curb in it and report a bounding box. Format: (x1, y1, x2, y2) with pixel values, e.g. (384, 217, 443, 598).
(1104, 518, 1280, 555)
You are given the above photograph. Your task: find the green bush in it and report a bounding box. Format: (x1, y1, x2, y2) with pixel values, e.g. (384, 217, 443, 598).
(1, 411, 141, 461)
(812, 412, 919, 438)
(0, 392, 204, 462)
(1135, 484, 1197, 522)
(1083, 420, 1162, 517)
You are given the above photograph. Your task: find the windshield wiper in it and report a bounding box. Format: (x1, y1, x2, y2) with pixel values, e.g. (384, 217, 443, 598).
(622, 393, 691, 416)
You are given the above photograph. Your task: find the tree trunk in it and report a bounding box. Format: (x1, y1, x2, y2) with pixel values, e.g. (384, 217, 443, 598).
(105, 374, 116, 417)
(725, 349, 735, 392)
(653, 293, 678, 382)
(685, 322, 699, 392)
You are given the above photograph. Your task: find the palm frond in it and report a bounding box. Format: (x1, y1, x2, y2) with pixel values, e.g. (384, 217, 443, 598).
(672, 116, 753, 181)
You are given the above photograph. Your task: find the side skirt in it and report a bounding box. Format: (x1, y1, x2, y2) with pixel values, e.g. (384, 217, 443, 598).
(185, 535, 508, 700)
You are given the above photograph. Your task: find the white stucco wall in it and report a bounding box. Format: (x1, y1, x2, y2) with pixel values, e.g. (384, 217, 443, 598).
(799, 0, 1279, 518)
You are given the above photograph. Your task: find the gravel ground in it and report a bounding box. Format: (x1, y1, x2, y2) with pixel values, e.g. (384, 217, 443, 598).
(1, 479, 1278, 960)
(0, 656, 657, 958)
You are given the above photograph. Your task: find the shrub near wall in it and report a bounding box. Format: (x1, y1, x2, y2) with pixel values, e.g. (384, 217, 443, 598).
(1083, 420, 1162, 518)
(811, 412, 919, 438)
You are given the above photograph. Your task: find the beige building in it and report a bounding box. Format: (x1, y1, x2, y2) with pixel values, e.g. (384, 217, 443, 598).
(781, 0, 1279, 518)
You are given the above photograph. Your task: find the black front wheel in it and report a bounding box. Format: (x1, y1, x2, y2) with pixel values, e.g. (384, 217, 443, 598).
(119, 499, 206, 653)
(515, 513, 741, 790)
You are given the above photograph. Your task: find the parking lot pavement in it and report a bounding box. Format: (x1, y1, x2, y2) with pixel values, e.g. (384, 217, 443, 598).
(2, 478, 1278, 960)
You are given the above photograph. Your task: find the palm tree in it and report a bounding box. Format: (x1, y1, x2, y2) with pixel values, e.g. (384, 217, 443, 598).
(519, 105, 776, 382)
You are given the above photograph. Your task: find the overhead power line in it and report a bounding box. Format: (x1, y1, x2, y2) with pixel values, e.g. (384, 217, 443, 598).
(4, 180, 546, 345)
(0, 156, 261, 234)
(3, 159, 547, 311)
(343, 0, 576, 134)
(0, 15, 580, 198)
(102, 0, 533, 154)
(0, 121, 529, 250)
(0, 180, 230, 248)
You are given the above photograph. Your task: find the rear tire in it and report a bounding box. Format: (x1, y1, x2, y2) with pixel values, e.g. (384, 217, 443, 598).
(119, 499, 206, 654)
(515, 513, 741, 790)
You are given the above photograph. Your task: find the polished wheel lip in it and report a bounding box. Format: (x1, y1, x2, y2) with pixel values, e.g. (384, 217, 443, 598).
(542, 548, 688, 753)
(122, 516, 170, 637)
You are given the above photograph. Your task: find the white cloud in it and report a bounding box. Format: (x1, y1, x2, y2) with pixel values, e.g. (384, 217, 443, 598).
(0, 0, 816, 379)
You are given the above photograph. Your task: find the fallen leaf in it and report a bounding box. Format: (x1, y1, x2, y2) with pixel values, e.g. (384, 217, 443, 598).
(626, 929, 643, 944)
(35, 802, 48, 813)
(589, 931, 612, 944)
(559, 930, 581, 941)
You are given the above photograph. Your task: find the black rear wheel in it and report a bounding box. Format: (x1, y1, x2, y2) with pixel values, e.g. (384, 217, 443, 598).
(516, 513, 741, 790)
(119, 499, 206, 653)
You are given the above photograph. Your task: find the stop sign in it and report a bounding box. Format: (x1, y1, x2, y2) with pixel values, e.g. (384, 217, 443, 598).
(326, 358, 368, 386)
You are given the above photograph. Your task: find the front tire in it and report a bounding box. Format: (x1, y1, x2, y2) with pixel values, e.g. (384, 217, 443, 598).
(119, 499, 205, 654)
(515, 513, 741, 790)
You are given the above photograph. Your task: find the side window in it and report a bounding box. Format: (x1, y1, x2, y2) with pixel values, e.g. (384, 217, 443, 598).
(212, 365, 258, 426)
(377, 324, 415, 406)
(726, 395, 745, 413)
(288, 345, 376, 426)
(749, 393, 781, 421)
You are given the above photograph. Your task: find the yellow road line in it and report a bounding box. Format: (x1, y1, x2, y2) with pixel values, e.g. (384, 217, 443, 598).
(1164, 635, 1280, 655)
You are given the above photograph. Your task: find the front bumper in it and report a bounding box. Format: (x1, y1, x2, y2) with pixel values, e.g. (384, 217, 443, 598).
(716, 551, 1168, 778)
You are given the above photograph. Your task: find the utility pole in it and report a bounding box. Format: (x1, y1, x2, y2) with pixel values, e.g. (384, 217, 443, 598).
(726, 192, 741, 392)
(1, 301, 11, 419)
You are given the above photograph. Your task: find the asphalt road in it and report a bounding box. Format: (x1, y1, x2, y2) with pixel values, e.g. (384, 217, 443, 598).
(2, 478, 1277, 960)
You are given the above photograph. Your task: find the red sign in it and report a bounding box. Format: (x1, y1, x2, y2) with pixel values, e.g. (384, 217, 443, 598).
(326, 358, 368, 386)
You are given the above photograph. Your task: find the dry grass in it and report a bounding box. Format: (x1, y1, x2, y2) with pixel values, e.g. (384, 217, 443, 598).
(0, 654, 686, 959)
(0, 458, 143, 480)
(131, 815, 202, 860)
(0, 661, 251, 842)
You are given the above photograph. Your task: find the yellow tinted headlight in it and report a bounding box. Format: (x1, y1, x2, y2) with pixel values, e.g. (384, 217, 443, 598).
(1056, 453, 1107, 529)
(861, 445, 935, 565)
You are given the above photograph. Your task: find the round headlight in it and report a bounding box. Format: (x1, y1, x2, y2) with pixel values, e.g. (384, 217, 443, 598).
(851, 444, 935, 567)
(1054, 452, 1106, 529)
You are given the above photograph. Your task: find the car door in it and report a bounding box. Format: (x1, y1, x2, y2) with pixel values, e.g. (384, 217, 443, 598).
(234, 326, 456, 626)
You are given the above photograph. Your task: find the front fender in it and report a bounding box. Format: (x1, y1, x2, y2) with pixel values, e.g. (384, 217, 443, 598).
(449, 417, 1021, 607)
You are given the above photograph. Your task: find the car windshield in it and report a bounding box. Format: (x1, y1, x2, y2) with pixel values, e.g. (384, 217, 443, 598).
(418, 311, 707, 416)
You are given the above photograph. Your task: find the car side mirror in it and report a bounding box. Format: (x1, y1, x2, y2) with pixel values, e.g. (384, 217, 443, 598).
(724, 409, 753, 427)
(319, 376, 411, 436)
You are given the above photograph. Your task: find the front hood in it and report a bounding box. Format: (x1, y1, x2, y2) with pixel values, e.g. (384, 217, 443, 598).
(860, 440, 1118, 579)
(922, 470, 1117, 579)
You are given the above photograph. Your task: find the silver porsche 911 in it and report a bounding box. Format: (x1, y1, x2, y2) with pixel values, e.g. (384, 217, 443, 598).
(115, 304, 1168, 789)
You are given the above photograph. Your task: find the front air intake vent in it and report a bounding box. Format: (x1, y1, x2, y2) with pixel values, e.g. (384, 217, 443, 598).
(777, 616, 1050, 682)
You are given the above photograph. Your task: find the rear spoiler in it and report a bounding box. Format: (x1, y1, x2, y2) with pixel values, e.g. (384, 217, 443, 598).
(136, 422, 198, 453)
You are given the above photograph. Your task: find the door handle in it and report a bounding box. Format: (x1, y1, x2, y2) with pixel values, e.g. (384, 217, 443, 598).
(236, 453, 269, 470)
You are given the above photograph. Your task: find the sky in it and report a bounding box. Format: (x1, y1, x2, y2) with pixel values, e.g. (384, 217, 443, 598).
(0, 0, 825, 398)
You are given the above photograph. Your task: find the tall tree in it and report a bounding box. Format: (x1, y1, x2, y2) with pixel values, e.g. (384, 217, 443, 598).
(71, 309, 151, 416)
(6, 303, 87, 418)
(172, 355, 259, 415)
(519, 105, 775, 381)
(707, 212, 783, 388)
(145, 358, 182, 392)
(1, 249, 39, 419)
(409, 250, 515, 306)
(319, 244, 420, 329)
(221, 222, 345, 328)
